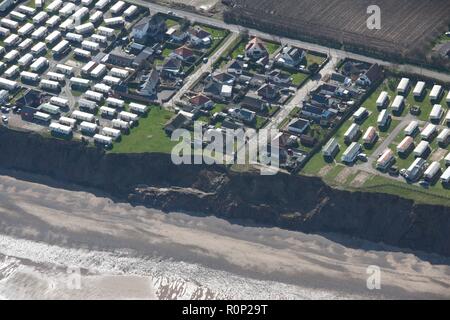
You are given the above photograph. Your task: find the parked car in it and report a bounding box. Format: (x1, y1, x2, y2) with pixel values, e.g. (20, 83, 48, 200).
(2, 115, 8, 123)
(419, 180, 430, 188)
(357, 153, 368, 162)
(400, 168, 408, 178)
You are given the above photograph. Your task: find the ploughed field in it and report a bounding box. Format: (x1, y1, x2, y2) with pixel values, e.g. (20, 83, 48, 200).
(225, 0, 450, 57)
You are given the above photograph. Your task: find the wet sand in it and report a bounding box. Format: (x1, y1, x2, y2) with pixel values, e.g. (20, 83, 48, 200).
(0, 173, 450, 299)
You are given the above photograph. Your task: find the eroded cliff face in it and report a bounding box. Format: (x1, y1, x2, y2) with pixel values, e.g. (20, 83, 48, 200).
(0, 127, 449, 256)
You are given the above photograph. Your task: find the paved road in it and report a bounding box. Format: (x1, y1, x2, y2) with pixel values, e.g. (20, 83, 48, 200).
(129, 0, 450, 84)
(165, 32, 239, 108)
(265, 55, 340, 130)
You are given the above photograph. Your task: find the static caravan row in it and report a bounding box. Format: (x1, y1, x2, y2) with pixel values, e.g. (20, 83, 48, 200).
(104, 17, 124, 27)
(341, 142, 361, 164)
(103, 75, 121, 85)
(430, 85, 443, 101)
(50, 96, 69, 108)
(72, 7, 90, 22)
(20, 71, 40, 83)
(430, 104, 443, 121)
(52, 39, 70, 55)
(17, 5, 36, 16)
(110, 1, 126, 15)
(0, 77, 18, 90)
(4, 49, 19, 62)
(362, 126, 377, 146)
(1, 18, 19, 30)
(93, 83, 111, 94)
(72, 110, 95, 122)
(82, 0, 94, 6)
(376, 91, 388, 108)
(424, 162, 441, 182)
(70, 76, 90, 88)
(33, 11, 49, 25)
(397, 78, 410, 94)
(81, 40, 100, 51)
(421, 123, 437, 141)
(404, 120, 419, 136)
(31, 42, 47, 56)
(78, 98, 97, 112)
(0, 27, 11, 37)
(47, 72, 66, 83)
(376, 148, 394, 171)
(124, 5, 138, 18)
(50, 122, 72, 136)
(34, 111, 52, 122)
(118, 110, 138, 122)
(413, 81, 426, 98)
(18, 38, 33, 51)
(18, 54, 34, 67)
(60, 18, 75, 31)
(110, 67, 129, 78)
(59, 116, 76, 128)
(89, 11, 103, 24)
(112, 118, 130, 130)
(97, 26, 114, 37)
(80, 121, 98, 134)
(40, 79, 60, 90)
(390, 95, 404, 113)
(4, 65, 19, 78)
(93, 134, 113, 146)
(46, 0, 63, 13)
(441, 167, 450, 184)
(18, 23, 34, 36)
(56, 64, 74, 76)
(10, 11, 27, 22)
(437, 128, 450, 145)
(59, 3, 76, 17)
(377, 109, 390, 128)
(74, 48, 92, 59)
(75, 22, 95, 35)
(81, 61, 97, 75)
(90, 64, 107, 78)
(4, 34, 20, 47)
(45, 30, 62, 45)
(446, 110, 450, 126)
(95, 0, 111, 10)
(91, 34, 107, 43)
(39, 103, 61, 115)
(397, 136, 414, 155)
(46, 16, 61, 28)
(102, 127, 121, 140)
(129, 102, 149, 114)
(66, 32, 83, 43)
(30, 56, 48, 72)
(413, 140, 430, 158)
(100, 106, 116, 117)
(85, 90, 103, 102)
(106, 97, 124, 108)
(31, 26, 47, 40)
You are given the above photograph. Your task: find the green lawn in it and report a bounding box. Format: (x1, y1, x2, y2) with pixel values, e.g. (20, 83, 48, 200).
(230, 42, 246, 59)
(110, 107, 177, 154)
(291, 72, 309, 86)
(162, 48, 172, 58)
(264, 41, 280, 55)
(165, 19, 179, 28)
(305, 53, 326, 67)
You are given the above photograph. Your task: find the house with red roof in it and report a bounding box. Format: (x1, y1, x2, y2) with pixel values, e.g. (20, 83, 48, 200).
(245, 37, 268, 60)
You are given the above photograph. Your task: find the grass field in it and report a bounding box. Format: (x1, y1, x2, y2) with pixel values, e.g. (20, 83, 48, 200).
(110, 107, 177, 154)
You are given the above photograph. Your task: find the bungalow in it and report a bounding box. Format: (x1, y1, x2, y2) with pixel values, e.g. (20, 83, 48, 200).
(275, 45, 305, 68)
(170, 46, 195, 62)
(227, 60, 245, 75)
(300, 104, 333, 124)
(245, 37, 268, 60)
(167, 26, 188, 43)
(161, 57, 183, 78)
(257, 83, 279, 100)
(187, 26, 211, 47)
(356, 63, 383, 87)
(229, 108, 256, 124)
(164, 112, 192, 135)
(204, 81, 225, 100)
(131, 15, 166, 42)
(138, 68, 159, 97)
(287, 118, 309, 135)
(189, 94, 213, 110)
(212, 72, 235, 85)
(267, 69, 291, 85)
(240, 95, 266, 112)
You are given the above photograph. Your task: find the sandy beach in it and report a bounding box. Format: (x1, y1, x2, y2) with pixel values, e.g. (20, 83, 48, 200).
(0, 173, 450, 299)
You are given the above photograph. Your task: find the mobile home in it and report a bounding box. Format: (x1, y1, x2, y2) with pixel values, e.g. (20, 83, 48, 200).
(397, 78, 410, 94)
(413, 81, 425, 98)
(430, 85, 443, 101)
(341, 142, 361, 164)
(413, 140, 430, 158)
(420, 123, 437, 141)
(72, 110, 95, 122)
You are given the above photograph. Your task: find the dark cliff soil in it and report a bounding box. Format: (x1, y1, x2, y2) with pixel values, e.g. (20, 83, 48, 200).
(1, 127, 450, 256)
